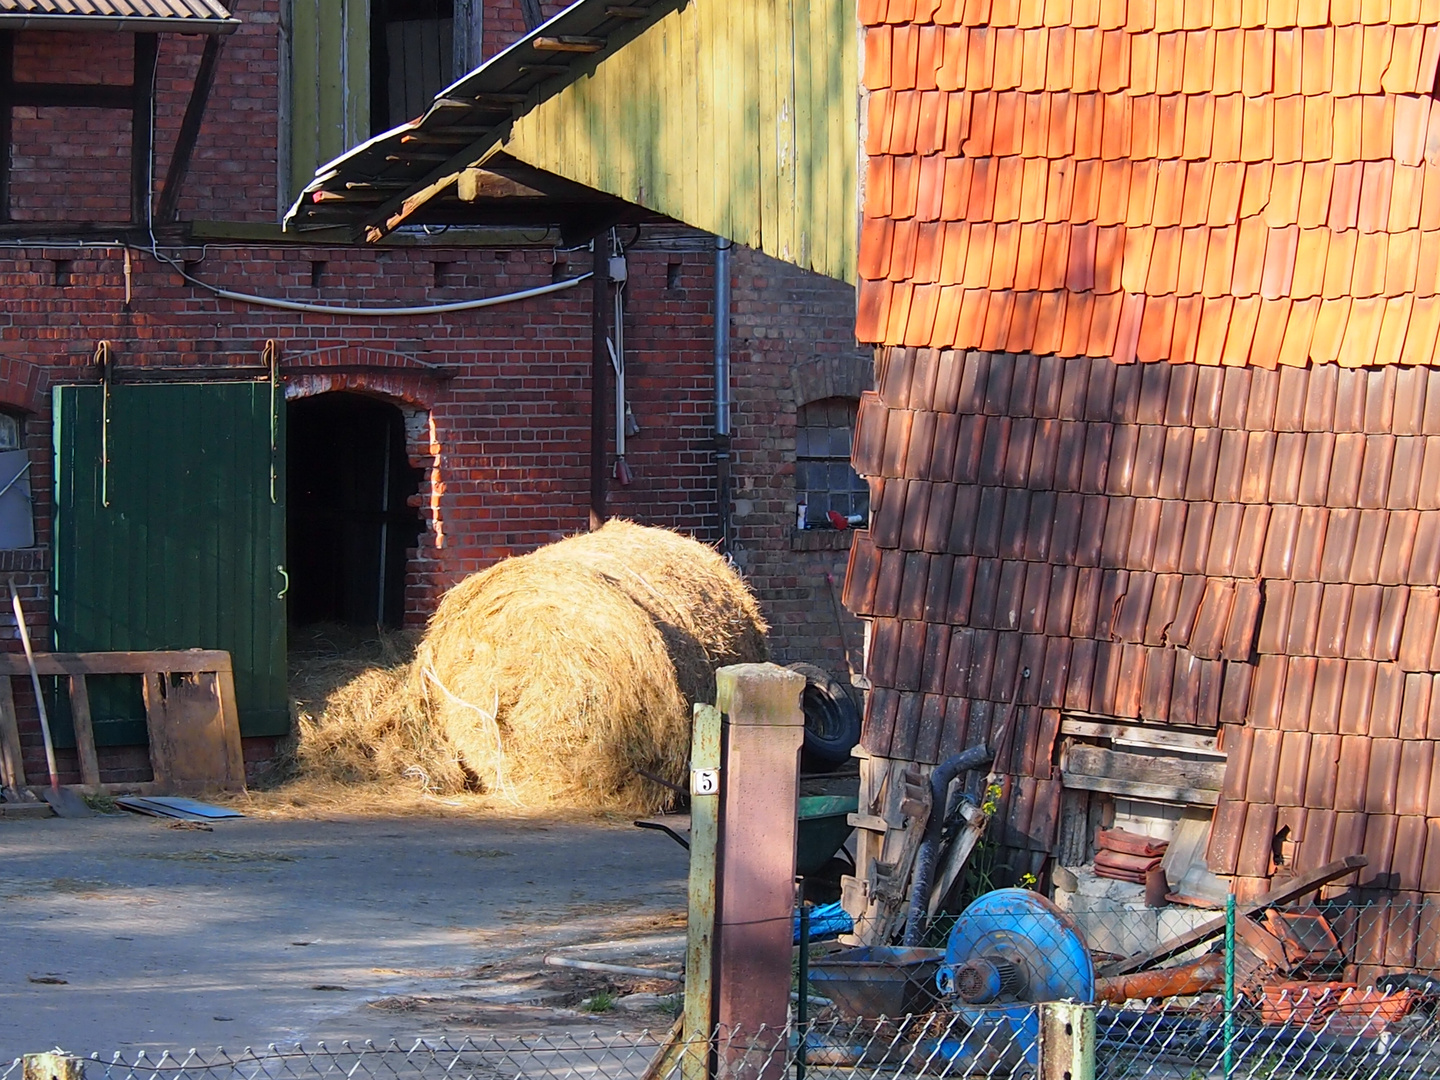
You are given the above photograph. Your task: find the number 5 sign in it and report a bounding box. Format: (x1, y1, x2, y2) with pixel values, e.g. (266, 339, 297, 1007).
(691, 767, 720, 796)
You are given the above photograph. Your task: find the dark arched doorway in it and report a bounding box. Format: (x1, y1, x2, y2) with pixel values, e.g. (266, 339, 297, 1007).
(287, 392, 422, 627)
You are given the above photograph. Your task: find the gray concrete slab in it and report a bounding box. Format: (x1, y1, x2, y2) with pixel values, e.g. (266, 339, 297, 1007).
(0, 812, 688, 1061)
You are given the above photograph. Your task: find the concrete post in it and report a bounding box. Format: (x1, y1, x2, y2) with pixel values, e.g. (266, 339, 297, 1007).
(1037, 1001, 1097, 1080)
(713, 663, 804, 1079)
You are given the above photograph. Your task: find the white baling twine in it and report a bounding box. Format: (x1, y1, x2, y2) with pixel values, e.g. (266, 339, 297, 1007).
(422, 664, 516, 803)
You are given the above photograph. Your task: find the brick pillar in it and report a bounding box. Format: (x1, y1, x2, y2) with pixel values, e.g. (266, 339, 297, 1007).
(714, 663, 805, 1078)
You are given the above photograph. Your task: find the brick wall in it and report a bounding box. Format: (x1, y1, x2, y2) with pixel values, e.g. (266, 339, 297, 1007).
(0, 17, 868, 786)
(729, 246, 871, 677)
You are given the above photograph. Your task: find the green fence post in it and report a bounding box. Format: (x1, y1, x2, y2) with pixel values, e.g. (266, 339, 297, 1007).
(1038, 1001, 1096, 1080)
(1224, 889, 1236, 1080)
(683, 702, 723, 1080)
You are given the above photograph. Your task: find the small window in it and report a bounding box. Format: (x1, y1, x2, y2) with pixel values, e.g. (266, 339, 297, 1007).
(796, 397, 868, 529)
(0, 414, 33, 549)
(371, 0, 455, 135)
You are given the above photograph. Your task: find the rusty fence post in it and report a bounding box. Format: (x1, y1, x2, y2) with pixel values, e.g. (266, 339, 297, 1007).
(713, 663, 805, 1080)
(23, 1054, 85, 1080)
(1038, 1001, 1097, 1080)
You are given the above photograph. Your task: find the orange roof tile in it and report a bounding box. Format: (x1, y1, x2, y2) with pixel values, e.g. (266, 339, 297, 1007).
(857, 3, 1440, 367)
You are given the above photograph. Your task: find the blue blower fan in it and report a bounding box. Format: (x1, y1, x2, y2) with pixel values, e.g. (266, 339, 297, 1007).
(933, 889, 1095, 1069)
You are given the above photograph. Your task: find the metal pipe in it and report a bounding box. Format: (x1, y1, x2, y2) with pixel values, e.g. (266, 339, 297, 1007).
(902, 744, 996, 946)
(1224, 889, 1236, 1080)
(714, 238, 731, 439)
(714, 237, 732, 553)
(797, 902, 810, 1080)
(543, 955, 683, 981)
(590, 243, 608, 530)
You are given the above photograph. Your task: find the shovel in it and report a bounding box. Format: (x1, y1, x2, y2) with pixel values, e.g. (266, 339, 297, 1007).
(9, 579, 90, 818)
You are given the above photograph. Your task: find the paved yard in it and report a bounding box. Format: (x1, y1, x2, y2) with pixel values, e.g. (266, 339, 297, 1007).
(0, 810, 688, 1060)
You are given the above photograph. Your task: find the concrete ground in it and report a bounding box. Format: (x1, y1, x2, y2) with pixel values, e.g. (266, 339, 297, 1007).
(0, 810, 689, 1061)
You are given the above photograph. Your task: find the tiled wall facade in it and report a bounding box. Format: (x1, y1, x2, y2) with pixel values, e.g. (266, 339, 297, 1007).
(846, 350, 1440, 918)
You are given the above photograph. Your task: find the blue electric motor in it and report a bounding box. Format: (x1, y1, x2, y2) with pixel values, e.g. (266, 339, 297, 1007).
(933, 888, 1096, 1069)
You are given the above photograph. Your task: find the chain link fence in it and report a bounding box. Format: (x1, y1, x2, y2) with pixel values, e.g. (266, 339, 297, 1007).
(10, 900, 1440, 1080)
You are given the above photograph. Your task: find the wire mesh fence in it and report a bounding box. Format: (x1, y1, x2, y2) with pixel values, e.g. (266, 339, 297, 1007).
(11, 900, 1440, 1080)
(4, 1000, 1440, 1080)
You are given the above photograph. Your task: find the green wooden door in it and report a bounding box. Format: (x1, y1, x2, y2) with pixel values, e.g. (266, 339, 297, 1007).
(52, 382, 288, 742)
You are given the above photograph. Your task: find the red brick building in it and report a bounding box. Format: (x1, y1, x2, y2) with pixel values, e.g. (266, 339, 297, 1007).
(0, 0, 868, 783)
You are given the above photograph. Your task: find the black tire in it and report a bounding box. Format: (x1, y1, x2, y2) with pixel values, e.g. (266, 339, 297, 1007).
(788, 662, 861, 771)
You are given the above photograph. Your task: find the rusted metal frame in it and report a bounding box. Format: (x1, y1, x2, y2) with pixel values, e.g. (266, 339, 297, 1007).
(590, 242, 608, 530)
(131, 32, 159, 227)
(1101, 854, 1368, 976)
(156, 32, 223, 223)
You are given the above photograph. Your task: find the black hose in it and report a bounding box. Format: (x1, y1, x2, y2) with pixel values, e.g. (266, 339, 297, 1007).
(901, 745, 995, 946)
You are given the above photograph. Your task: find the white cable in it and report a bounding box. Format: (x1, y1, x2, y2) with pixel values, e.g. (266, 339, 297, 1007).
(141, 241, 593, 317)
(204, 272, 592, 316)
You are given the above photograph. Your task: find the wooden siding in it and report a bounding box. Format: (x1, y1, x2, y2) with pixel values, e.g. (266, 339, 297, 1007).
(503, 0, 859, 285)
(285, 0, 368, 205)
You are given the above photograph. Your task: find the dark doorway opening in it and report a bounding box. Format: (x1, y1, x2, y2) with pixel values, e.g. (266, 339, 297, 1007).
(287, 393, 422, 627)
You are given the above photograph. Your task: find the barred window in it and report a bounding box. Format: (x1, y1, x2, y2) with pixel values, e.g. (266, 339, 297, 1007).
(796, 397, 868, 529)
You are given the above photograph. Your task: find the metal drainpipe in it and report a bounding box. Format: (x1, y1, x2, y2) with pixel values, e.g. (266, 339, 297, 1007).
(714, 237, 732, 554)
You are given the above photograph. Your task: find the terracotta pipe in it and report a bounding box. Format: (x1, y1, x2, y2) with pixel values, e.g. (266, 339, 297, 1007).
(1096, 954, 1226, 1002)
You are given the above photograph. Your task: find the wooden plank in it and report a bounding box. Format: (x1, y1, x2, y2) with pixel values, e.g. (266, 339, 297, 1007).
(1064, 744, 1226, 789)
(1100, 855, 1369, 976)
(1060, 771, 1221, 806)
(1061, 717, 1221, 753)
(67, 675, 101, 788)
(0, 32, 12, 222)
(0, 651, 234, 677)
(143, 669, 245, 794)
(157, 34, 223, 222)
(838, 0, 857, 281)
(755, 0, 778, 253)
(131, 33, 158, 226)
(0, 801, 52, 819)
(0, 674, 24, 790)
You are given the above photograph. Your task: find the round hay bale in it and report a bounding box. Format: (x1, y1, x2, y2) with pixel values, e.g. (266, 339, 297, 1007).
(413, 520, 768, 812)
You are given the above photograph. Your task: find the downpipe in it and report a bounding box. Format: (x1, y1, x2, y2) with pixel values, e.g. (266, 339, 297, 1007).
(714, 237, 732, 554)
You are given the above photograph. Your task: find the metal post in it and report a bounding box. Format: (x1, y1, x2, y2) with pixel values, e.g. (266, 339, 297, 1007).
(23, 1054, 85, 1080)
(1037, 1001, 1096, 1080)
(590, 242, 608, 530)
(714, 663, 805, 1080)
(713, 238, 732, 553)
(684, 702, 723, 1080)
(796, 899, 810, 1080)
(1224, 889, 1236, 1080)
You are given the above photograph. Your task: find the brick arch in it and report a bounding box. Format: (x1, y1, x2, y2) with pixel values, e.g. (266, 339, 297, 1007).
(280, 346, 444, 411)
(790, 352, 872, 409)
(0, 354, 54, 415)
(280, 346, 445, 628)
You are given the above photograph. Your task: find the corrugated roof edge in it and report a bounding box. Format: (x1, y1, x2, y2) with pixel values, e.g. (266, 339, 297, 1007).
(282, 0, 686, 236)
(0, 11, 237, 31)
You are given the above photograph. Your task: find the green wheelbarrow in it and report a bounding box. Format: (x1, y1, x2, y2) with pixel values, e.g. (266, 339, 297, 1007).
(635, 793, 859, 876)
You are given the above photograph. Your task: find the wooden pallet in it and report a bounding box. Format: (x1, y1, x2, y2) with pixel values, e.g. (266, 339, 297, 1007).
(0, 650, 245, 796)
